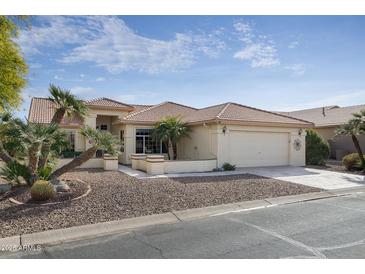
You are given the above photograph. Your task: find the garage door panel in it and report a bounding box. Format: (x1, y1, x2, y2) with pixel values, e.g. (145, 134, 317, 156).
(229, 131, 289, 167)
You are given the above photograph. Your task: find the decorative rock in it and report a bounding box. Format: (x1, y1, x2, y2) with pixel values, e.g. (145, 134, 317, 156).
(0, 184, 12, 194)
(53, 181, 71, 193)
(212, 167, 224, 172)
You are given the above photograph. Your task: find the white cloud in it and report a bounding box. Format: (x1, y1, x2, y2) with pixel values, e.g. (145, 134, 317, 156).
(288, 41, 299, 49)
(71, 86, 95, 95)
(234, 44, 279, 68)
(15, 16, 91, 55)
(95, 77, 105, 82)
(233, 21, 279, 68)
(80, 74, 85, 78)
(54, 75, 63, 80)
(18, 16, 225, 74)
(278, 91, 365, 111)
(284, 63, 306, 76)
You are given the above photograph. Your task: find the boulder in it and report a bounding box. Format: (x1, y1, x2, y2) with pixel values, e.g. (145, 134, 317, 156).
(0, 184, 11, 194)
(53, 181, 70, 193)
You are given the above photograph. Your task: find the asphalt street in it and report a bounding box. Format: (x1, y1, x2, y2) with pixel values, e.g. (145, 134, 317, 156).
(3, 192, 365, 259)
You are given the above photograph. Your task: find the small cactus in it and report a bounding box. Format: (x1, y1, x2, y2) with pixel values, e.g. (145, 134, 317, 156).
(30, 180, 55, 201)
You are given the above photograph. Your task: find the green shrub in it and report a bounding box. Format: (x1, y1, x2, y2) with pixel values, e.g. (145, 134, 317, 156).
(30, 180, 55, 201)
(36, 166, 53, 180)
(0, 161, 30, 186)
(306, 129, 330, 165)
(62, 151, 82, 158)
(342, 153, 364, 171)
(222, 162, 236, 171)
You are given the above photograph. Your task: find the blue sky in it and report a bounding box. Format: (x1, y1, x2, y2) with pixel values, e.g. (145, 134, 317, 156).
(15, 16, 365, 118)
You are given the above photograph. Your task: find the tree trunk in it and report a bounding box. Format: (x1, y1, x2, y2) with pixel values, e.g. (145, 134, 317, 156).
(38, 108, 66, 170)
(168, 139, 174, 160)
(37, 143, 51, 170)
(51, 108, 66, 124)
(0, 142, 14, 163)
(352, 134, 365, 167)
(50, 147, 97, 181)
(28, 145, 40, 185)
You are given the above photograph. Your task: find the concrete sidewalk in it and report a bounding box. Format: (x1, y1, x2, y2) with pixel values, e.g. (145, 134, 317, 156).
(118, 165, 365, 190)
(245, 166, 365, 190)
(2, 186, 365, 250)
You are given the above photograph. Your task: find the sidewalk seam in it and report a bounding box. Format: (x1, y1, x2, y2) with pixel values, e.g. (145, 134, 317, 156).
(170, 211, 183, 222)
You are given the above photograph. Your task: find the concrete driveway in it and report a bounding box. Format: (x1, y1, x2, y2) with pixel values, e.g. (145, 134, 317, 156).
(244, 166, 365, 190)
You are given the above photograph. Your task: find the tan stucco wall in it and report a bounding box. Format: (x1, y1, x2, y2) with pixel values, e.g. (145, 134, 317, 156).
(316, 127, 336, 141)
(315, 127, 365, 160)
(315, 127, 365, 159)
(164, 159, 217, 173)
(177, 124, 219, 161)
(62, 128, 85, 152)
(56, 158, 104, 169)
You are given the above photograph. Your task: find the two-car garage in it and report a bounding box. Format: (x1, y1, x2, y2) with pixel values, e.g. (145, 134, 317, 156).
(226, 130, 291, 167)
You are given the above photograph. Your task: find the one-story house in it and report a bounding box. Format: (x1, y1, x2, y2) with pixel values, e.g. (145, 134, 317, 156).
(280, 104, 365, 160)
(28, 97, 312, 171)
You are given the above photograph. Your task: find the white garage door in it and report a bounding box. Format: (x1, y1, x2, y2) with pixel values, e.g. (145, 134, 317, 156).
(228, 131, 289, 167)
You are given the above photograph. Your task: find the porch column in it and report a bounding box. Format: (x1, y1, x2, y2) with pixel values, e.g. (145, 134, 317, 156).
(84, 113, 97, 150)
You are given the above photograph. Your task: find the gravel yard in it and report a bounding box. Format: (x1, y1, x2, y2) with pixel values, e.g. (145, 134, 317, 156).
(0, 169, 320, 238)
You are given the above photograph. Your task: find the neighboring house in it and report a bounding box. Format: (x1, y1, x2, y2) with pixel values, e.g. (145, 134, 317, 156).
(280, 105, 365, 160)
(28, 97, 312, 168)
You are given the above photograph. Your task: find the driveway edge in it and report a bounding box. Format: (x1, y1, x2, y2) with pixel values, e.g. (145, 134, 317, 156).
(1, 187, 365, 248)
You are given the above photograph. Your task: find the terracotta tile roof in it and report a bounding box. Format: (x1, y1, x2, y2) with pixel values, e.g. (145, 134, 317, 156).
(28, 97, 83, 126)
(28, 97, 312, 127)
(129, 104, 154, 113)
(85, 97, 134, 110)
(184, 102, 312, 126)
(28, 97, 134, 125)
(123, 102, 197, 122)
(283, 104, 365, 127)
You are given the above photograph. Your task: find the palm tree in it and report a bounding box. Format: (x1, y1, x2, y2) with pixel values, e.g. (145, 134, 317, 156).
(38, 84, 88, 169)
(0, 114, 68, 185)
(49, 126, 120, 182)
(335, 117, 365, 168)
(152, 116, 191, 160)
(48, 84, 88, 124)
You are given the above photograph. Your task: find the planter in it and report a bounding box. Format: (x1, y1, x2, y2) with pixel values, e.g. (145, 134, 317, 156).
(103, 154, 119, 171)
(131, 154, 147, 171)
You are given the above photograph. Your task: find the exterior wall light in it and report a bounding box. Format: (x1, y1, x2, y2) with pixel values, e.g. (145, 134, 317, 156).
(222, 125, 227, 135)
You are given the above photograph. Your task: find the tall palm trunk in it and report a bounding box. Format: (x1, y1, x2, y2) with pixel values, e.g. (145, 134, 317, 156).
(28, 144, 40, 185)
(37, 143, 51, 170)
(51, 108, 66, 124)
(50, 147, 97, 182)
(168, 138, 174, 160)
(352, 134, 365, 167)
(39, 108, 66, 170)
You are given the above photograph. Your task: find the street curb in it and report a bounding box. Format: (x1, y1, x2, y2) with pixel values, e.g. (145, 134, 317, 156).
(1, 187, 364, 247)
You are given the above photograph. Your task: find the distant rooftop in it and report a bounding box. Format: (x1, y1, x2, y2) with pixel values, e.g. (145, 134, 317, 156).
(278, 104, 365, 127)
